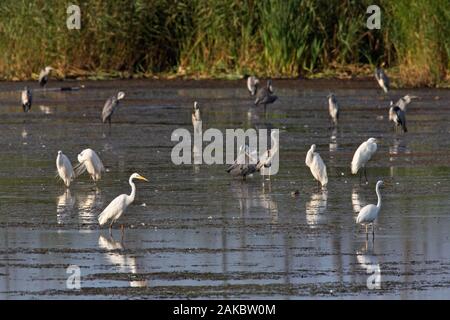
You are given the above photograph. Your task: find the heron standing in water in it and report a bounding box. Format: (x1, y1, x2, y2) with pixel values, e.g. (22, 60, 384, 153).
(327, 93, 339, 126)
(254, 79, 278, 113)
(102, 91, 125, 126)
(374, 68, 389, 93)
(38, 66, 53, 88)
(21, 86, 32, 112)
(356, 180, 384, 239)
(56, 151, 75, 188)
(75, 148, 105, 182)
(227, 145, 259, 180)
(395, 94, 418, 111)
(351, 138, 378, 184)
(247, 76, 259, 96)
(98, 173, 148, 237)
(305, 144, 328, 190)
(389, 101, 407, 132)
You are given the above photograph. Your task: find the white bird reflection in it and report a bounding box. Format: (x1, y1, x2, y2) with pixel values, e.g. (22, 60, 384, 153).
(356, 240, 381, 289)
(98, 235, 148, 288)
(77, 188, 103, 224)
(56, 189, 75, 224)
(38, 105, 53, 114)
(230, 181, 278, 223)
(305, 190, 328, 228)
(329, 128, 338, 153)
(351, 186, 367, 214)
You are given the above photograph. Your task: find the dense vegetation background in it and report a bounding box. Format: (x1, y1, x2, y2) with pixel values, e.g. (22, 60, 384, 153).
(0, 0, 449, 86)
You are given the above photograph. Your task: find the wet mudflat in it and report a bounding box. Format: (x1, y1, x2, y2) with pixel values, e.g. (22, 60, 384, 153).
(0, 79, 449, 299)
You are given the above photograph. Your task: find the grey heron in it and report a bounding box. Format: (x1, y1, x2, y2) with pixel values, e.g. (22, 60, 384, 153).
(39, 66, 53, 87)
(102, 91, 125, 126)
(351, 138, 378, 184)
(227, 145, 260, 180)
(98, 173, 148, 236)
(395, 94, 418, 111)
(21, 86, 32, 112)
(254, 79, 278, 113)
(327, 93, 339, 126)
(56, 151, 75, 187)
(374, 68, 390, 93)
(389, 101, 407, 132)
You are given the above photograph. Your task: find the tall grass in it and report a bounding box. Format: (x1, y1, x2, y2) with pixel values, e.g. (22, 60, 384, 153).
(0, 0, 448, 86)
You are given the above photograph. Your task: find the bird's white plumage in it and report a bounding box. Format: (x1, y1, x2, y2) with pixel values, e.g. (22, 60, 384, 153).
(306, 144, 328, 187)
(56, 151, 75, 187)
(351, 138, 377, 174)
(98, 173, 148, 227)
(76, 148, 105, 182)
(247, 76, 259, 95)
(356, 180, 383, 226)
(257, 130, 279, 172)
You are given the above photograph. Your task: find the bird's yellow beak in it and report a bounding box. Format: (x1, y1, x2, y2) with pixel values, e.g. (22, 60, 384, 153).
(136, 175, 149, 182)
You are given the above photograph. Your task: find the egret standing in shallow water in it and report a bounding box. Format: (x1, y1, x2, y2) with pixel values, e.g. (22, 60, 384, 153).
(389, 101, 407, 132)
(102, 91, 125, 126)
(38, 66, 53, 88)
(327, 93, 339, 126)
(247, 76, 259, 96)
(374, 68, 390, 93)
(56, 151, 75, 187)
(395, 94, 417, 111)
(351, 138, 378, 184)
(21, 86, 32, 112)
(98, 173, 148, 236)
(75, 148, 105, 182)
(256, 130, 279, 175)
(305, 144, 328, 189)
(356, 180, 384, 239)
(254, 79, 278, 113)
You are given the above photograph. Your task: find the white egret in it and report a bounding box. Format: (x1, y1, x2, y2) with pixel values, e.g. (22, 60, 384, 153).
(395, 94, 417, 111)
(102, 91, 125, 126)
(246, 76, 259, 96)
(56, 151, 75, 187)
(327, 93, 339, 126)
(21, 86, 32, 112)
(75, 148, 105, 182)
(389, 101, 407, 132)
(356, 180, 384, 239)
(374, 67, 389, 93)
(305, 144, 328, 189)
(351, 138, 377, 183)
(39, 66, 53, 87)
(254, 79, 277, 113)
(98, 173, 148, 236)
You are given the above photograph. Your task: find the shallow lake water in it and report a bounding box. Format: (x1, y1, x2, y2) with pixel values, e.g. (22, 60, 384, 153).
(0, 79, 449, 299)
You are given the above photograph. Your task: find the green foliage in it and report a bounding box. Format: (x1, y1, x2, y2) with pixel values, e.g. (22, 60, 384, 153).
(0, 0, 448, 85)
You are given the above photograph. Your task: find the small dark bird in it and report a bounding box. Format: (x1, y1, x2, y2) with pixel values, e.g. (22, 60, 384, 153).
(21, 86, 32, 112)
(254, 79, 278, 112)
(389, 101, 407, 132)
(375, 67, 390, 93)
(102, 91, 125, 126)
(38, 66, 53, 87)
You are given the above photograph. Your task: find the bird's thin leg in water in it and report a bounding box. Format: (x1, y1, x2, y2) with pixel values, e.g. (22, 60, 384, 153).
(365, 225, 368, 240)
(317, 180, 320, 192)
(364, 168, 368, 183)
(359, 170, 362, 185)
(372, 224, 375, 240)
(120, 224, 124, 241)
(109, 222, 113, 237)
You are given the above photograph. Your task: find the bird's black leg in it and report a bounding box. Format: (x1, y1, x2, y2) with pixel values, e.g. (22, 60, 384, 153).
(317, 180, 320, 192)
(120, 224, 124, 242)
(109, 222, 113, 237)
(372, 224, 375, 240)
(365, 225, 368, 240)
(359, 170, 362, 185)
(364, 168, 368, 183)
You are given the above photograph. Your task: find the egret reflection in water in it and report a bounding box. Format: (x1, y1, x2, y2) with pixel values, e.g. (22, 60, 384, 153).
(356, 240, 381, 290)
(305, 190, 328, 228)
(56, 189, 75, 224)
(98, 235, 148, 288)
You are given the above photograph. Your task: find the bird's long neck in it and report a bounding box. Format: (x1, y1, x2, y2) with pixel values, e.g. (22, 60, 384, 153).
(128, 177, 136, 204)
(376, 184, 382, 208)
